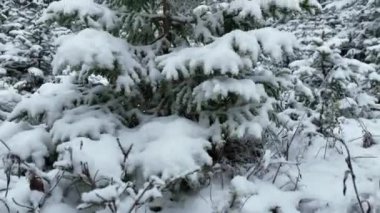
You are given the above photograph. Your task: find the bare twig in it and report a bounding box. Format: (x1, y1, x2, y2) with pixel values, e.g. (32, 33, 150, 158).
(4, 168, 10, 198)
(209, 182, 213, 204)
(12, 198, 33, 211)
(127, 180, 155, 213)
(0, 198, 10, 213)
(352, 156, 378, 159)
(293, 163, 302, 191)
(246, 164, 262, 179)
(94, 193, 117, 213)
(0, 139, 10, 151)
(240, 194, 255, 211)
(272, 163, 283, 184)
(80, 162, 96, 188)
(117, 138, 133, 165)
(38, 171, 66, 208)
(163, 169, 200, 190)
(197, 194, 209, 205)
(334, 136, 365, 213)
(149, 33, 167, 45)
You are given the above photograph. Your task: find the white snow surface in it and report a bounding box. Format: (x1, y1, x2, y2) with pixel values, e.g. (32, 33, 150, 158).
(119, 116, 212, 181)
(55, 134, 124, 182)
(157, 118, 380, 213)
(41, 203, 76, 213)
(0, 67, 6, 75)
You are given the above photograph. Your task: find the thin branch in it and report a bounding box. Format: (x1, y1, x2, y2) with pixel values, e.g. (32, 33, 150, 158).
(0, 198, 10, 213)
(293, 163, 302, 191)
(127, 180, 155, 213)
(5, 168, 10, 198)
(0, 139, 10, 151)
(334, 136, 365, 213)
(93, 193, 117, 212)
(240, 194, 255, 211)
(12, 198, 33, 211)
(209, 182, 213, 204)
(149, 33, 167, 45)
(272, 163, 282, 184)
(286, 114, 305, 161)
(117, 138, 133, 164)
(164, 169, 200, 190)
(38, 171, 66, 207)
(352, 156, 378, 159)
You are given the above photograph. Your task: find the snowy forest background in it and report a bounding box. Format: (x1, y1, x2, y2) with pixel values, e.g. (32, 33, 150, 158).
(0, 0, 379, 212)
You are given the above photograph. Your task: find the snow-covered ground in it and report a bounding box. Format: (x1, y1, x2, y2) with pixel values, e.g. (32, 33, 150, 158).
(149, 118, 379, 213)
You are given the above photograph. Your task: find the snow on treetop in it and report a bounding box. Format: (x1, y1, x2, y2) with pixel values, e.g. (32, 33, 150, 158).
(228, 0, 321, 18)
(27, 67, 44, 77)
(316, 45, 333, 55)
(40, 0, 118, 30)
(261, 0, 302, 11)
(253, 27, 299, 61)
(228, 0, 263, 20)
(157, 28, 297, 80)
(192, 5, 210, 16)
(52, 29, 142, 92)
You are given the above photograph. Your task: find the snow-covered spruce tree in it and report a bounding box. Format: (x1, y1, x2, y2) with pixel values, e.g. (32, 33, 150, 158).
(112, 0, 321, 163)
(290, 33, 378, 140)
(319, 0, 380, 117)
(324, 0, 379, 65)
(0, 0, 68, 93)
(358, 1, 380, 65)
(284, 0, 380, 141)
(1, 0, 324, 212)
(341, 0, 380, 110)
